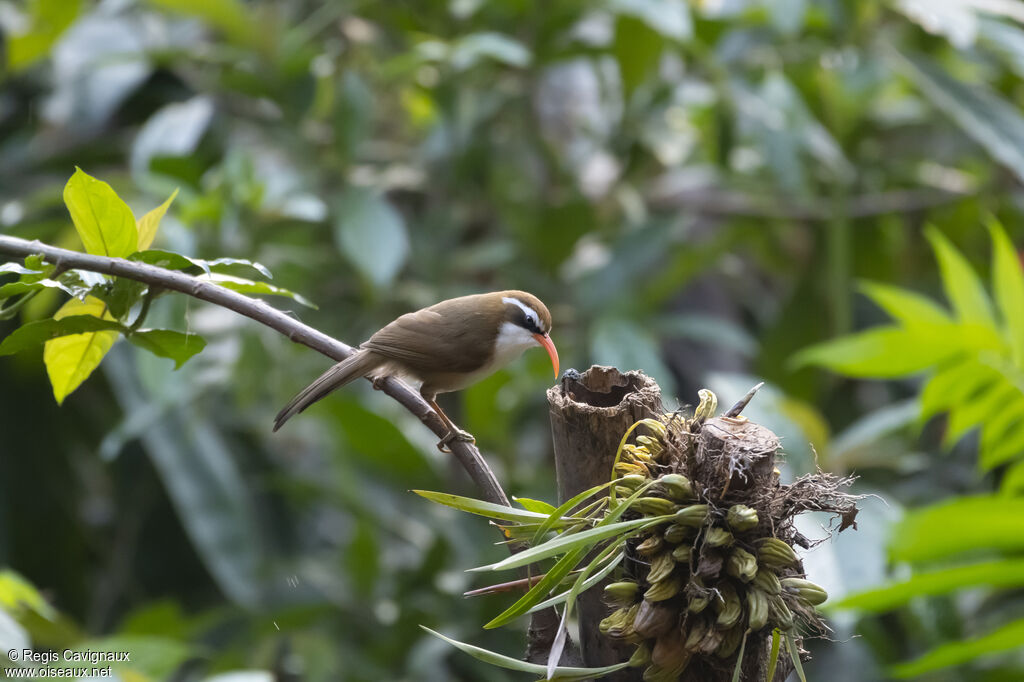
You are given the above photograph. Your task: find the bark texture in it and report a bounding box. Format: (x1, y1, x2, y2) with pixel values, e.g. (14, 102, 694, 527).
(547, 366, 663, 680)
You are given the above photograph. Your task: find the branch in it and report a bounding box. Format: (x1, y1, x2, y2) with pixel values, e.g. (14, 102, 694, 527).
(0, 235, 509, 508)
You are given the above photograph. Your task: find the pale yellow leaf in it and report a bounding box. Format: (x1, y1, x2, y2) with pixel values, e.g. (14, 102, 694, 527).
(136, 188, 179, 251)
(43, 296, 120, 404)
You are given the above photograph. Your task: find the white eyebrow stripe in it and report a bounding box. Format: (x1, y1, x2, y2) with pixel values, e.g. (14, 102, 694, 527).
(502, 296, 540, 328)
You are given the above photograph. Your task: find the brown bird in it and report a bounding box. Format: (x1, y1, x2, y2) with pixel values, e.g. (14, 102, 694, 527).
(273, 290, 559, 449)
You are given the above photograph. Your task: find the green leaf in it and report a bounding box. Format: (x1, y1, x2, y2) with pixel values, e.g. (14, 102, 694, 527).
(791, 326, 971, 377)
(146, 0, 260, 47)
(0, 278, 77, 300)
(785, 631, 808, 682)
(6, 0, 80, 71)
(532, 480, 617, 546)
(413, 490, 576, 525)
(100, 277, 148, 320)
(43, 297, 122, 404)
(988, 217, 1024, 365)
(1002, 459, 1024, 495)
(484, 545, 588, 630)
(514, 497, 558, 515)
(889, 49, 1024, 186)
(890, 495, 1024, 562)
(609, 0, 692, 40)
(128, 330, 206, 369)
(982, 421, 1024, 469)
(527, 551, 625, 614)
(130, 250, 275, 282)
(136, 188, 178, 250)
(334, 188, 409, 288)
(200, 273, 316, 308)
(0, 570, 57, 620)
(449, 32, 532, 70)
(63, 168, 138, 258)
(0, 314, 126, 356)
(70, 635, 191, 678)
(889, 619, 1024, 678)
(612, 15, 663, 99)
(420, 627, 631, 680)
(859, 281, 952, 327)
(926, 226, 997, 328)
(0, 262, 44, 276)
(945, 380, 1015, 447)
(920, 359, 997, 420)
(765, 629, 781, 682)
(833, 558, 1024, 613)
(477, 516, 661, 572)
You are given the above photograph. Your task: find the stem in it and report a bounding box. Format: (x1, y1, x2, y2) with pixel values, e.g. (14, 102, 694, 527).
(0, 235, 509, 508)
(129, 286, 158, 331)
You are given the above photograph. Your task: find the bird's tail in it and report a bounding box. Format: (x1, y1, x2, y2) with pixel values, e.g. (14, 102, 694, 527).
(273, 350, 384, 431)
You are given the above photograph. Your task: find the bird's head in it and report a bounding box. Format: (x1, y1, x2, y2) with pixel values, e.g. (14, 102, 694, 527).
(496, 290, 559, 377)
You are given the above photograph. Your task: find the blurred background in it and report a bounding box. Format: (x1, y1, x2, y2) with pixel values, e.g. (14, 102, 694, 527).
(2, 0, 1024, 680)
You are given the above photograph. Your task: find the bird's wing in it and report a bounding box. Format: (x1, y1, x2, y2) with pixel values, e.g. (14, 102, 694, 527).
(362, 304, 495, 374)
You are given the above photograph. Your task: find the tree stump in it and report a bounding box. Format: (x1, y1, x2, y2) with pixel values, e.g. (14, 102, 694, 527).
(548, 366, 663, 680)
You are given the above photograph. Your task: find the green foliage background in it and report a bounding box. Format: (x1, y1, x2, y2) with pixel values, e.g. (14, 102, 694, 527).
(3, 0, 1024, 680)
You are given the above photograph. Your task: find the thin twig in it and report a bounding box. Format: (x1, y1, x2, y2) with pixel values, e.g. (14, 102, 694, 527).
(0, 235, 509, 508)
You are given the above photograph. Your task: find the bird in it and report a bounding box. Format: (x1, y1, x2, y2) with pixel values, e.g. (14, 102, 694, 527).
(273, 290, 559, 450)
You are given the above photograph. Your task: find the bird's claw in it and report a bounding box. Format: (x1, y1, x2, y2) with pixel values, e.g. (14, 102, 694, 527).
(436, 428, 476, 453)
(372, 376, 387, 390)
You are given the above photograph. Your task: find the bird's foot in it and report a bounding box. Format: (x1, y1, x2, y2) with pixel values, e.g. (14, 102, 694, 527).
(372, 376, 387, 390)
(436, 428, 476, 453)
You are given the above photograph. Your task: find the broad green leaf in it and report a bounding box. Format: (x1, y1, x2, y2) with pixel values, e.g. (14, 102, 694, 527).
(920, 359, 997, 420)
(791, 326, 970, 377)
(131, 249, 206, 272)
(334, 188, 409, 288)
(6, 0, 80, 70)
(833, 558, 1024, 613)
(101, 278, 148, 320)
(514, 497, 558, 515)
(420, 627, 631, 680)
(199, 273, 316, 308)
(982, 421, 1024, 469)
(0, 570, 56, 620)
(128, 330, 206, 369)
(63, 168, 138, 258)
(1002, 459, 1024, 495)
(44, 297, 122, 404)
(130, 251, 274, 281)
(0, 279, 76, 299)
(926, 226, 997, 328)
(70, 635, 191, 678)
(889, 49, 1024, 186)
(136, 189, 178, 250)
(889, 618, 1024, 678)
(988, 217, 1024, 365)
(0, 262, 43, 276)
(981, 398, 1024, 453)
(890, 495, 1024, 562)
(0, 315, 126, 356)
(859, 281, 952, 327)
(613, 15, 663, 99)
(945, 380, 1016, 447)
